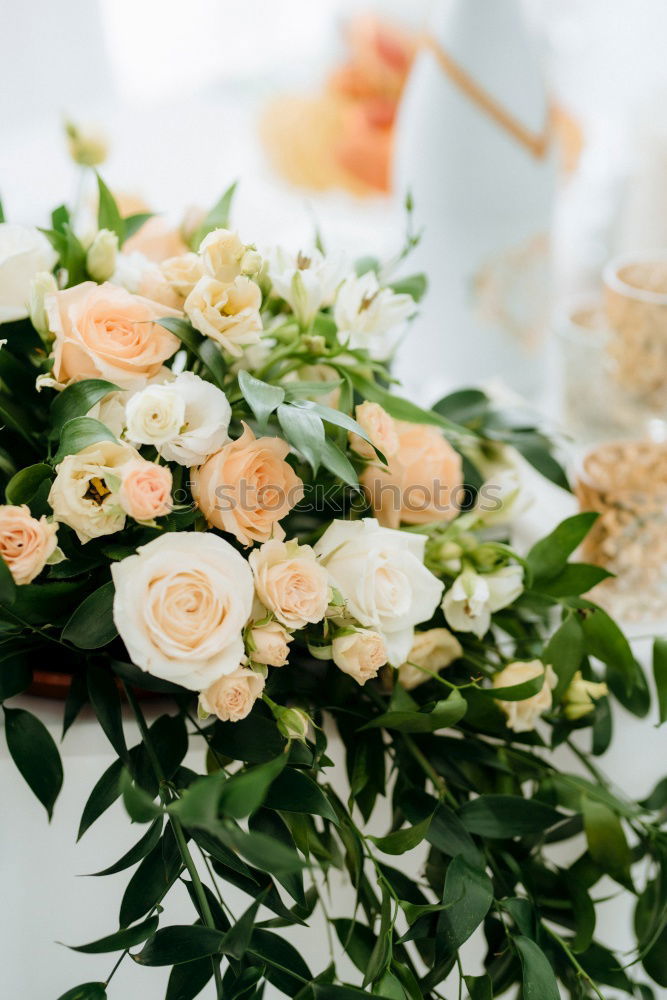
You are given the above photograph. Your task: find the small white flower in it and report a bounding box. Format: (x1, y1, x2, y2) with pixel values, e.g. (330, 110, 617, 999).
(0, 225, 57, 322)
(486, 564, 524, 611)
(334, 271, 415, 352)
(442, 565, 524, 638)
(29, 271, 58, 340)
(126, 383, 186, 447)
(268, 246, 347, 327)
(86, 229, 119, 282)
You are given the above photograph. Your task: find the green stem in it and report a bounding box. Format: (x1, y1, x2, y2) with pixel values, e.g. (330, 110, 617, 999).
(123, 684, 224, 999)
(544, 926, 606, 1000)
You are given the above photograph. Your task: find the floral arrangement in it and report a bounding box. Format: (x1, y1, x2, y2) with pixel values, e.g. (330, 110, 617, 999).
(1, 159, 667, 1000)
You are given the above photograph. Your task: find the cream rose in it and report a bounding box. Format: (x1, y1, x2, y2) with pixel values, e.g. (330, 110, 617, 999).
(111, 532, 254, 690)
(46, 281, 180, 389)
(249, 539, 330, 629)
(185, 275, 262, 357)
(314, 518, 444, 665)
(199, 666, 265, 722)
(249, 619, 292, 667)
(118, 460, 172, 522)
(199, 229, 259, 283)
(398, 628, 463, 691)
(0, 224, 57, 322)
(126, 383, 186, 446)
(0, 505, 59, 585)
(191, 423, 303, 546)
(332, 629, 387, 685)
(48, 440, 132, 543)
(361, 421, 463, 529)
(493, 660, 557, 733)
(349, 401, 399, 461)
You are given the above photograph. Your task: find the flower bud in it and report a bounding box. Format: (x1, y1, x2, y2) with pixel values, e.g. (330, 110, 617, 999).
(301, 334, 327, 355)
(86, 228, 119, 282)
(563, 672, 608, 721)
(65, 120, 109, 167)
(240, 248, 262, 277)
(275, 706, 311, 742)
(29, 271, 58, 342)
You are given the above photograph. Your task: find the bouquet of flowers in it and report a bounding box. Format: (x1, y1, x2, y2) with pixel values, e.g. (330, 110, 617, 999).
(1, 165, 666, 1000)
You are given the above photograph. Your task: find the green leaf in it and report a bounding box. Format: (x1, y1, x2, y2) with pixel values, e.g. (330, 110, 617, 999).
(78, 757, 123, 840)
(119, 829, 182, 927)
(526, 513, 598, 582)
(4, 706, 63, 818)
(263, 768, 338, 823)
(238, 370, 285, 427)
(166, 957, 215, 1000)
(477, 671, 547, 701)
(566, 876, 596, 953)
(111, 659, 184, 694)
(123, 212, 153, 240)
(219, 754, 287, 819)
(320, 438, 359, 489)
(0, 650, 32, 701)
(362, 689, 467, 733)
(348, 372, 471, 439)
(68, 915, 159, 954)
(249, 928, 312, 996)
(211, 712, 286, 763)
(53, 417, 117, 465)
(120, 769, 162, 823)
(51, 380, 119, 434)
(220, 825, 306, 876)
(389, 273, 427, 301)
(157, 317, 226, 388)
(438, 857, 493, 952)
(583, 797, 632, 887)
(90, 817, 163, 877)
(169, 771, 226, 829)
(277, 403, 324, 473)
(56, 984, 107, 1000)
(221, 890, 267, 959)
(86, 659, 128, 762)
(5, 462, 53, 505)
(135, 925, 224, 966)
(514, 936, 560, 1000)
(534, 563, 612, 597)
(580, 604, 636, 697)
(544, 613, 584, 701)
(96, 173, 125, 242)
(370, 815, 431, 855)
(289, 399, 386, 463)
(192, 181, 238, 247)
(149, 713, 189, 780)
(458, 795, 563, 838)
(333, 919, 375, 975)
(62, 581, 117, 649)
(464, 975, 492, 1000)
(653, 638, 667, 726)
(249, 808, 305, 904)
(0, 554, 16, 605)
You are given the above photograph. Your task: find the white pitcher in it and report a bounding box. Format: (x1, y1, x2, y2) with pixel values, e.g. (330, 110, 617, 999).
(393, 0, 555, 403)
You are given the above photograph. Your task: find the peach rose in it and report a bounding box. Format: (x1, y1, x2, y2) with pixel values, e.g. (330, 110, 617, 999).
(249, 619, 292, 667)
(332, 628, 387, 685)
(184, 275, 263, 357)
(349, 401, 399, 460)
(0, 505, 59, 585)
(123, 216, 188, 263)
(191, 423, 303, 546)
(199, 666, 265, 722)
(46, 281, 180, 388)
(249, 539, 330, 629)
(119, 460, 173, 522)
(360, 421, 463, 529)
(493, 660, 557, 733)
(398, 627, 462, 690)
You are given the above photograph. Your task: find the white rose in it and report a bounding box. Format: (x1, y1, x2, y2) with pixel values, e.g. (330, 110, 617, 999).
(159, 372, 231, 466)
(398, 628, 463, 691)
(442, 565, 523, 638)
(126, 383, 186, 446)
(334, 271, 415, 353)
(332, 629, 388, 685)
(112, 532, 254, 691)
(0, 225, 57, 322)
(86, 229, 119, 282)
(268, 246, 347, 327)
(48, 440, 133, 544)
(199, 666, 265, 722)
(185, 275, 263, 357)
(314, 518, 444, 665)
(493, 660, 557, 732)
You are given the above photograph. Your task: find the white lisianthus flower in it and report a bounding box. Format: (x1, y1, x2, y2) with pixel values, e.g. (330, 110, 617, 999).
(185, 275, 263, 357)
(199, 228, 261, 283)
(48, 441, 132, 544)
(332, 629, 388, 685)
(493, 660, 557, 733)
(126, 383, 186, 446)
(161, 252, 204, 299)
(334, 271, 415, 352)
(111, 532, 254, 691)
(86, 229, 119, 282)
(268, 246, 347, 327)
(159, 372, 231, 466)
(442, 565, 524, 638)
(0, 225, 57, 322)
(314, 518, 444, 665)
